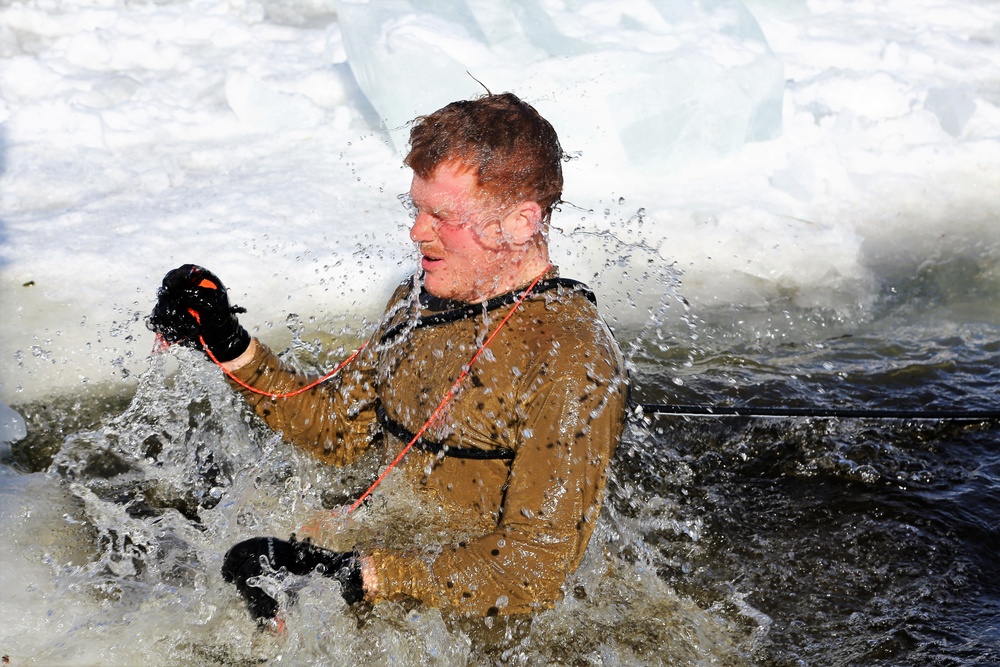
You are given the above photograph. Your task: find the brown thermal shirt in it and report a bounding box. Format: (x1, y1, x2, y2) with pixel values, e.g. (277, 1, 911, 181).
(228, 269, 628, 616)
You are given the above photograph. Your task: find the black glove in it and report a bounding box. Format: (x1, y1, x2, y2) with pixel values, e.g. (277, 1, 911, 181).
(222, 536, 365, 620)
(146, 264, 251, 362)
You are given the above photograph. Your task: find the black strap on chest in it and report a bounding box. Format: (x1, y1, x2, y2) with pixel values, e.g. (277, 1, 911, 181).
(376, 404, 516, 460)
(370, 276, 595, 460)
(378, 277, 596, 344)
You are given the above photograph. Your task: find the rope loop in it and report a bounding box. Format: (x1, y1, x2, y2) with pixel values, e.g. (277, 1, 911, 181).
(199, 265, 553, 514)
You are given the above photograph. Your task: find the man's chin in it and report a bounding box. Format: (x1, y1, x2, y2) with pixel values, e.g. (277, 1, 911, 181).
(421, 273, 453, 298)
(422, 276, 479, 304)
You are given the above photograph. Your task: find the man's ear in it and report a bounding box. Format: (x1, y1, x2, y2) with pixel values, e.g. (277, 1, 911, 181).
(499, 200, 543, 245)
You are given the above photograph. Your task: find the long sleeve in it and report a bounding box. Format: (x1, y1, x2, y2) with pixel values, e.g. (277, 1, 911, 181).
(227, 339, 379, 467)
(223, 274, 628, 617)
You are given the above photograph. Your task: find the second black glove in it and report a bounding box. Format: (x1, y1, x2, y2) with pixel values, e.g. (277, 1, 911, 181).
(221, 536, 365, 620)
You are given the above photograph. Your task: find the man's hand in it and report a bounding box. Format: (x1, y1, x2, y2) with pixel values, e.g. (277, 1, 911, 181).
(146, 264, 251, 363)
(221, 536, 365, 619)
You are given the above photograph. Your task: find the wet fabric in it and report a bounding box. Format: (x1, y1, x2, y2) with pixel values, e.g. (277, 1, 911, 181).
(228, 268, 628, 616)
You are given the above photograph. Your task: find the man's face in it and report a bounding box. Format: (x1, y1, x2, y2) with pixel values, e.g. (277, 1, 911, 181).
(407, 161, 514, 303)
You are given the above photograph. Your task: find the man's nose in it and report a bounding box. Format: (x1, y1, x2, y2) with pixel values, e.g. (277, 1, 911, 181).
(409, 212, 435, 243)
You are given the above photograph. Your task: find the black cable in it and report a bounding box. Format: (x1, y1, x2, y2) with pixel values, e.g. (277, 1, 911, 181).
(638, 404, 1000, 420)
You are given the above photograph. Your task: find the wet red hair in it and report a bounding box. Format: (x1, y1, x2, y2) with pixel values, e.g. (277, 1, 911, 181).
(404, 93, 564, 221)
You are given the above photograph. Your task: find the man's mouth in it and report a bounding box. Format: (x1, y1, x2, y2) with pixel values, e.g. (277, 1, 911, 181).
(420, 248, 444, 268)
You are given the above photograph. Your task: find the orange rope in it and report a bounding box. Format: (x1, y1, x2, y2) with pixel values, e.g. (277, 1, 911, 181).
(192, 264, 551, 514)
(202, 338, 366, 399)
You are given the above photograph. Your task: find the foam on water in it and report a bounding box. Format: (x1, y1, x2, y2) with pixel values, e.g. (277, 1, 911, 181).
(1, 351, 764, 665)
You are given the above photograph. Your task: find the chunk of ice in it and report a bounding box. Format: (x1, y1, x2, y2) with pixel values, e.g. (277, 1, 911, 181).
(924, 86, 977, 138)
(1, 402, 27, 461)
(334, 0, 785, 167)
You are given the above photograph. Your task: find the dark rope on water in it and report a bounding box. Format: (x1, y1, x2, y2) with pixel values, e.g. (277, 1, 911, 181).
(638, 404, 1000, 420)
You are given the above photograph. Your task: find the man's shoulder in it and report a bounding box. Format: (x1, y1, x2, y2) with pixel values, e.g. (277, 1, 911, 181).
(523, 282, 623, 359)
(535, 277, 597, 304)
(529, 277, 603, 325)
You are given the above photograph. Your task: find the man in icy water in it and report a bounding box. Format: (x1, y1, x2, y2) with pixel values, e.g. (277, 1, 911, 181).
(147, 93, 628, 623)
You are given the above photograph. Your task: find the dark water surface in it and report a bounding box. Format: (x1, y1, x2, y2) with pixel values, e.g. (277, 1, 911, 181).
(4, 287, 998, 665)
(621, 296, 1000, 665)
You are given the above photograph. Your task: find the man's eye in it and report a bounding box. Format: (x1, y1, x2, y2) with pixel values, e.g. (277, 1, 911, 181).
(398, 194, 417, 219)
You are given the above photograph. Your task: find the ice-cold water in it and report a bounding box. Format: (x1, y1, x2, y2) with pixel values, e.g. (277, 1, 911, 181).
(3, 220, 998, 664)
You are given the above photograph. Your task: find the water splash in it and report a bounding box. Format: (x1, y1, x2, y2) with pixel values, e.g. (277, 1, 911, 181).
(3, 211, 997, 664)
(1, 337, 769, 665)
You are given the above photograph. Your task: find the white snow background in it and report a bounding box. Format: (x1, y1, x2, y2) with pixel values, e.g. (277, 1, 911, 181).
(1, 0, 998, 407)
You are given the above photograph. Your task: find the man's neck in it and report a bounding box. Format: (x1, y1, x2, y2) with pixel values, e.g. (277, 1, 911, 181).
(471, 250, 550, 304)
